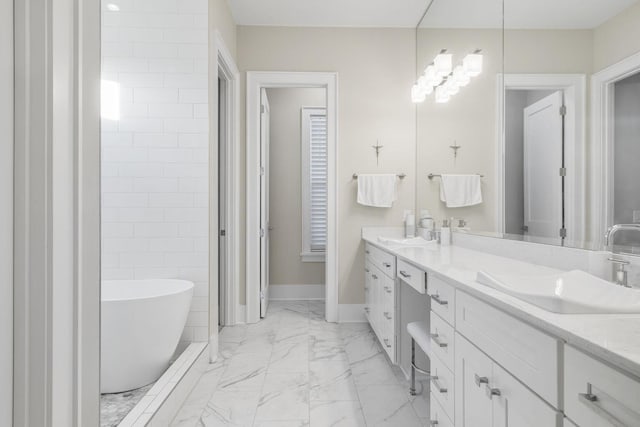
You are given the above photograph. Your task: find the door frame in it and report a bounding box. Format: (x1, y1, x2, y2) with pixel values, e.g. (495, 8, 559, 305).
(496, 73, 586, 242)
(591, 51, 640, 247)
(13, 0, 101, 424)
(246, 71, 339, 323)
(1, 0, 14, 423)
(210, 30, 240, 360)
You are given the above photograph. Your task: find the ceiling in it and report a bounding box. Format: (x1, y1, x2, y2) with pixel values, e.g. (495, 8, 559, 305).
(228, 0, 429, 28)
(420, 0, 639, 29)
(229, 0, 638, 30)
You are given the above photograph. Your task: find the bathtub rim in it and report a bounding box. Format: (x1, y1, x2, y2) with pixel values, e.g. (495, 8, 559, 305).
(101, 279, 194, 302)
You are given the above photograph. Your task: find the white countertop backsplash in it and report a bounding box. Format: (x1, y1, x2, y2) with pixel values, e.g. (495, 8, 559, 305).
(362, 227, 640, 379)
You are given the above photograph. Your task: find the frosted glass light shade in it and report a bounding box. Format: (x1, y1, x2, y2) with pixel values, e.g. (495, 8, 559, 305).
(452, 66, 470, 87)
(411, 84, 426, 103)
(445, 80, 459, 95)
(434, 53, 453, 77)
(435, 85, 450, 103)
(463, 53, 483, 77)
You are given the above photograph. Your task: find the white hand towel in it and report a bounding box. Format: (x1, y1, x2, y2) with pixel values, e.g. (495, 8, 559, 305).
(439, 174, 482, 208)
(357, 174, 397, 208)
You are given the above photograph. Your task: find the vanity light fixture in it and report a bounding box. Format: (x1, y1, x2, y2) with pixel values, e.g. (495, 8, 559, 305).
(463, 50, 483, 77)
(411, 49, 483, 104)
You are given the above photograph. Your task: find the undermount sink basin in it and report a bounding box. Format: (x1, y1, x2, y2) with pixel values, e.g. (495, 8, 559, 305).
(476, 270, 640, 314)
(377, 236, 435, 247)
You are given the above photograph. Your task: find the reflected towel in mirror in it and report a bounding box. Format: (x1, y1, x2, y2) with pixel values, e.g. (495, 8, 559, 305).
(439, 174, 482, 208)
(357, 174, 397, 208)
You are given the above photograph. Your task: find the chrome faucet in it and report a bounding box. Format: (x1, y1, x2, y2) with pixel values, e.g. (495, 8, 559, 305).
(604, 224, 640, 287)
(605, 224, 640, 249)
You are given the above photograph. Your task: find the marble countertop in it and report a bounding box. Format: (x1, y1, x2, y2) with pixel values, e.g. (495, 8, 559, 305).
(362, 228, 640, 379)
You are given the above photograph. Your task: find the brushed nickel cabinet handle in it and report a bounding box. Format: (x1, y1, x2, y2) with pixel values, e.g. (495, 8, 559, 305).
(430, 376, 447, 393)
(430, 333, 448, 348)
(474, 374, 488, 387)
(383, 262, 391, 268)
(578, 383, 629, 427)
(430, 293, 448, 306)
(384, 312, 392, 320)
(383, 338, 392, 348)
(399, 270, 411, 278)
(372, 274, 378, 280)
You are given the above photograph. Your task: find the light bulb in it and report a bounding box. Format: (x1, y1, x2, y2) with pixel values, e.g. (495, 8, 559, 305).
(435, 85, 450, 103)
(434, 53, 453, 78)
(463, 53, 483, 77)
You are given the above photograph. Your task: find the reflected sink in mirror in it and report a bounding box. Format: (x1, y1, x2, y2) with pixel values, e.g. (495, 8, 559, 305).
(377, 236, 436, 248)
(476, 270, 640, 314)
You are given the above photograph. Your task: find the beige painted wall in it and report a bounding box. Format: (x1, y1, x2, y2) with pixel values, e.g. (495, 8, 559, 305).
(593, 1, 640, 72)
(210, 0, 237, 57)
(266, 88, 327, 286)
(238, 26, 417, 304)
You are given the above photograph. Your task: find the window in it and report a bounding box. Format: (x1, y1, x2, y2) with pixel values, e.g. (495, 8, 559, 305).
(301, 107, 327, 262)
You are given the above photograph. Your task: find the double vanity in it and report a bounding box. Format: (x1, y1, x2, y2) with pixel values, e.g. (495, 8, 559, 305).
(362, 227, 640, 427)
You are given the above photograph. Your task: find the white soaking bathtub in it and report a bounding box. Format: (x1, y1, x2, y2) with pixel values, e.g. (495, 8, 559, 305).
(101, 279, 194, 393)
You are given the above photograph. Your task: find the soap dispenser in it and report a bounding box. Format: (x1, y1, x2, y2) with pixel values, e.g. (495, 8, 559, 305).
(404, 210, 416, 238)
(440, 219, 451, 246)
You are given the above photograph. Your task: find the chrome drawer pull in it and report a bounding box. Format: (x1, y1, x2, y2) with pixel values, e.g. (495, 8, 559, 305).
(431, 293, 448, 306)
(384, 312, 392, 320)
(383, 338, 392, 348)
(364, 307, 370, 313)
(365, 268, 370, 273)
(429, 421, 439, 426)
(430, 376, 447, 393)
(399, 270, 411, 278)
(474, 374, 489, 387)
(383, 262, 392, 268)
(372, 274, 378, 280)
(430, 333, 448, 348)
(384, 286, 392, 294)
(578, 383, 629, 427)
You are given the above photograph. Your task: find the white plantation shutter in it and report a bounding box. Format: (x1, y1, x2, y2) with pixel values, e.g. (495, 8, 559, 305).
(301, 107, 327, 259)
(309, 113, 327, 251)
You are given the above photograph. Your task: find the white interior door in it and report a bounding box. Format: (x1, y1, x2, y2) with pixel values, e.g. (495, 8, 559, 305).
(260, 89, 271, 318)
(523, 91, 564, 238)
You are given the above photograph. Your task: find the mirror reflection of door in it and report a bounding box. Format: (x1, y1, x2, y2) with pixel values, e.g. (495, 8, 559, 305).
(505, 90, 565, 239)
(613, 71, 640, 248)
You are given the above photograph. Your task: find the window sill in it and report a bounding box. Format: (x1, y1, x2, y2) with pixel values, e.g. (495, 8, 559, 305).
(300, 252, 326, 263)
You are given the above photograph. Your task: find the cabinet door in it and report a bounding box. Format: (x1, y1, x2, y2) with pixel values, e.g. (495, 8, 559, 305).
(492, 363, 561, 427)
(455, 333, 493, 427)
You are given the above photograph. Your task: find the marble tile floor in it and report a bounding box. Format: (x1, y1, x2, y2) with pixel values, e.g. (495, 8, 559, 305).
(171, 300, 430, 426)
(100, 383, 153, 427)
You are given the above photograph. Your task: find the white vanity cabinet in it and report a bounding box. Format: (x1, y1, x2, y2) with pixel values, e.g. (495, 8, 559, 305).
(564, 345, 640, 427)
(364, 243, 397, 362)
(455, 333, 561, 427)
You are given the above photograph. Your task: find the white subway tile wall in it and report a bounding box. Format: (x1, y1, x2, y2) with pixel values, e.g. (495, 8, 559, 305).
(100, 0, 209, 347)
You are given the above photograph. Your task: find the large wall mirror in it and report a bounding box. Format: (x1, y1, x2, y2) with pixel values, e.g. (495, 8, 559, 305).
(415, 0, 640, 253)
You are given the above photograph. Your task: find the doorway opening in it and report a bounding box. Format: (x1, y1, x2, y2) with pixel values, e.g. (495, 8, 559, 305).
(497, 74, 586, 243)
(259, 88, 328, 318)
(246, 72, 339, 324)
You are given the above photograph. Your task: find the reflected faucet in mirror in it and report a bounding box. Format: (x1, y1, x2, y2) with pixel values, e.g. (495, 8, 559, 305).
(605, 224, 640, 287)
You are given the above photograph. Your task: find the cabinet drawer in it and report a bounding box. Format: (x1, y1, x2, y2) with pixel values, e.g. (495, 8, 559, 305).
(430, 311, 455, 372)
(564, 345, 640, 427)
(430, 347, 454, 420)
(430, 395, 454, 427)
(427, 275, 455, 326)
(366, 243, 396, 279)
(455, 290, 560, 408)
(397, 259, 426, 294)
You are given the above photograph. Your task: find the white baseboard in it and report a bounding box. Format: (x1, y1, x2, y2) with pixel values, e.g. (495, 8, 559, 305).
(268, 284, 325, 301)
(338, 304, 367, 323)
